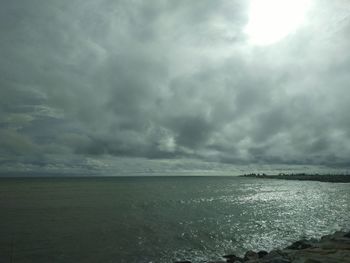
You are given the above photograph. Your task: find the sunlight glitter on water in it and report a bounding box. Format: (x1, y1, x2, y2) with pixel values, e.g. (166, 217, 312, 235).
(0, 177, 349, 263)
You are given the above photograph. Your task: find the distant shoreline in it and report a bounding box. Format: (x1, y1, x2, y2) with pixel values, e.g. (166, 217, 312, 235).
(0, 173, 350, 182)
(240, 173, 350, 183)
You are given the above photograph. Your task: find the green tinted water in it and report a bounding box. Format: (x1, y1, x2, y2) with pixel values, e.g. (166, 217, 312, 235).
(0, 176, 349, 262)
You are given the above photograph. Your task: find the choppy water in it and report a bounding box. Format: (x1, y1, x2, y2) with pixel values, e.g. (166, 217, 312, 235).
(0, 176, 349, 263)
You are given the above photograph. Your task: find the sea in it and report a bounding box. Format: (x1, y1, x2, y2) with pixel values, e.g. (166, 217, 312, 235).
(0, 176, 349, 263)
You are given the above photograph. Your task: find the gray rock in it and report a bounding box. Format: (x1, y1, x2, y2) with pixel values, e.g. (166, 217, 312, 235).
(222, 254, 237, 259)
(258, 250, 268, 258)
(244, 250, 259, 261)
(261, 250, 291, 263)
(264, 250, 287, 258)
(303, 260, 322, 263)
(286, 240, 312, 250)
(222, 254, 244, 262)
(266, 258, 291, 263)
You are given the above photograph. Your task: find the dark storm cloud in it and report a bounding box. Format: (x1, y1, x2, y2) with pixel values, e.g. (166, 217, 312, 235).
(1, 0, 350, 173)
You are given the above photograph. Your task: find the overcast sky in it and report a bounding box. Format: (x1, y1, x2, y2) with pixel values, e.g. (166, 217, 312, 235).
(1, 0, 350, 175)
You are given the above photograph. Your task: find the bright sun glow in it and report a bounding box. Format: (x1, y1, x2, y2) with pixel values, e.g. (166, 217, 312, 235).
(245, 0, 312, 45)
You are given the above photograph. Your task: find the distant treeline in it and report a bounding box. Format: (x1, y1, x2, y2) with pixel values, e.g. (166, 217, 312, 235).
(241, 173, 350, 183)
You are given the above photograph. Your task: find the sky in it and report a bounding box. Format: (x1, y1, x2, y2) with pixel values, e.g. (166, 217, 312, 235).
(1, 0, 350, 175)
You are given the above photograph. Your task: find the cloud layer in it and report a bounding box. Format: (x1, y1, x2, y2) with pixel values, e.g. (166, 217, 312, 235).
(1, 0, 350, 173)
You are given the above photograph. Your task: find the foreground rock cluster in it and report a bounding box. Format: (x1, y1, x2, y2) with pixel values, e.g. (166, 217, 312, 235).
(176, 231, 350, 263)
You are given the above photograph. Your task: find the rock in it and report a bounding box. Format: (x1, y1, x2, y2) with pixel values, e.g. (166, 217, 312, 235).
(222, 254, 237, 259)
(265, 258, 291, 263)
(176, 231, 350, 263)
(222, 254, 244, 262)
(300, 259, 322, 263)
(321, 231, 345, 241)
(244, 250, 259, 261)
(287, 240, 312, 250)
(262, 250, 291, 262)
(258, 250, 268, 258)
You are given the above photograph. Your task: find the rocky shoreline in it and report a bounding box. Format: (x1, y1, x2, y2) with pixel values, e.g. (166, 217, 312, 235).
(175, 231, 350, 263)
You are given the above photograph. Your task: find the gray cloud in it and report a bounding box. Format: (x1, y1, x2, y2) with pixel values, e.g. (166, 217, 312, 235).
(1, 0, 350, 174)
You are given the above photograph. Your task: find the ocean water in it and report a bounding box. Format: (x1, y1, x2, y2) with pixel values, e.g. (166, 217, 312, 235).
(0, 176, 349, 263)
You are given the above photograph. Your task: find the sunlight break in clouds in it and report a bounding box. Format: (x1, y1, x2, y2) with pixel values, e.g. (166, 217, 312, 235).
(245, 0, 313, 45)
(1, 0, 350, 174)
